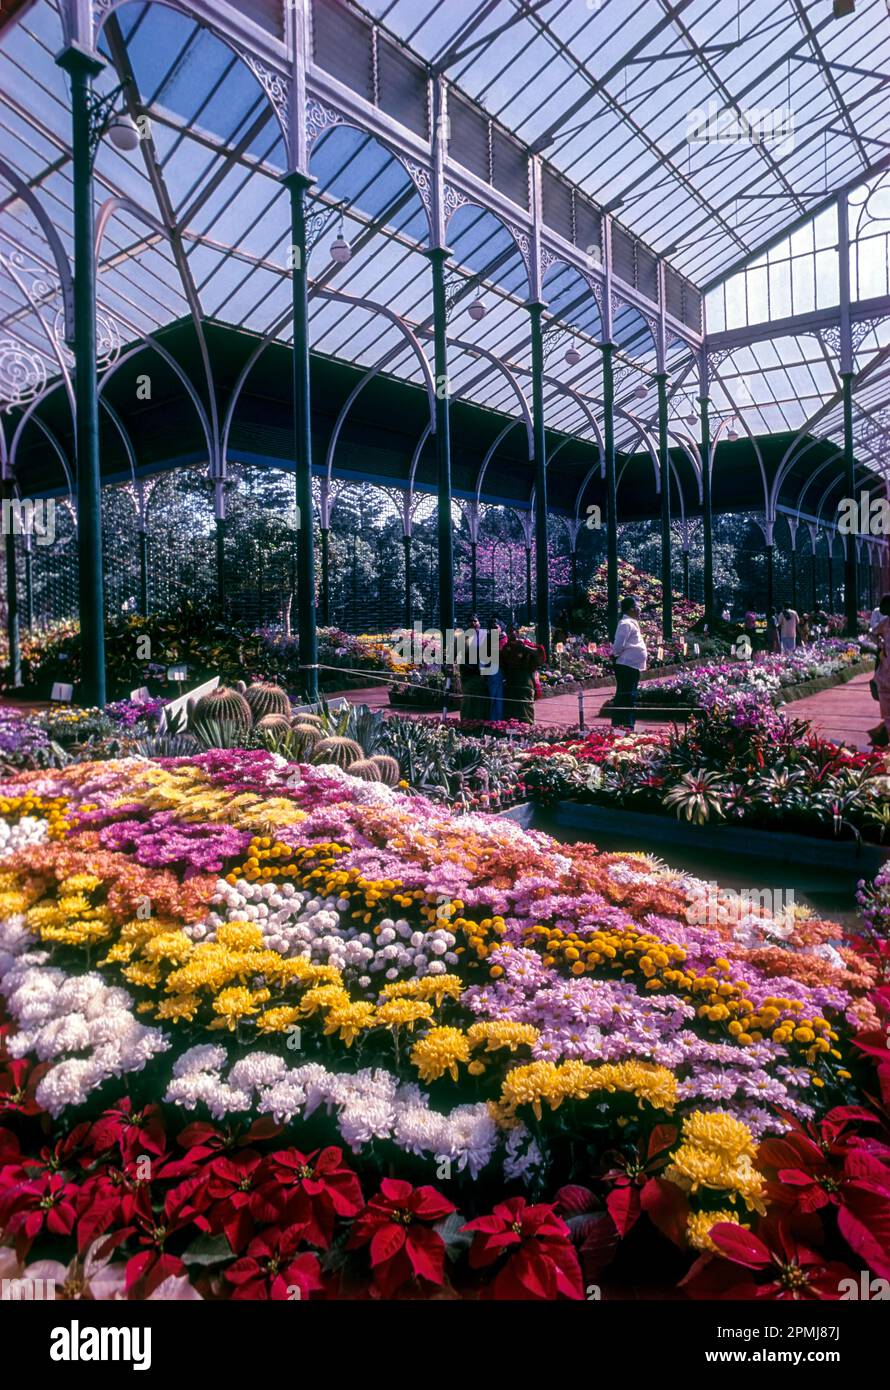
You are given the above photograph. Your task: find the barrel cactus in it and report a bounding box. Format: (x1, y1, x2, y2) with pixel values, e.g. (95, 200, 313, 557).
(255, 713, 292, 749)
(243, 682, 291, 723)
(347, 758, 382, 782)
(188, 686, 253, 747)
(290, 722, 323, 755)
(292, 711, 323, 729)
(311, 736, 363, 769)
(368, 754, 400, 786)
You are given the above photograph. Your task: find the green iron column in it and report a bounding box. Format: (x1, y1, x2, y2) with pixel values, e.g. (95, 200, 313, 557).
(656, 371, 673, 642)
(528, 300, 551, 653)
(602, 341, 618, 637)
(699, 390, 714, 627)
(403, 534, 413, 628)
(427, 246, 455, 635)
(284, 171, 318, 701)
(215, 514, 226, 604)
(766, 541, 775, 614)
(841, 372, 859, 634)
(23, 533, 34, 632)
(320, 527, 330, 627)
(57, 44, 106, 706)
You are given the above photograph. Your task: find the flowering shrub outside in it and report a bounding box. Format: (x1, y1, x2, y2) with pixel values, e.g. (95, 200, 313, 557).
(0, 751, 888, 1300)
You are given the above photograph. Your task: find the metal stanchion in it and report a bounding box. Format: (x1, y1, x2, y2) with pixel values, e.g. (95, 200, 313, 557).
(577, 688, 586, 730)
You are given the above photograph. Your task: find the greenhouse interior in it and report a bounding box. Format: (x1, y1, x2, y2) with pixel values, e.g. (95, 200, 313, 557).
(1, 0, 890, 1329)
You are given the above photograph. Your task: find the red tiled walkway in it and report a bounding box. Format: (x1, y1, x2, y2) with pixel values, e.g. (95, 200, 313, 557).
(328, 669, 882, 749)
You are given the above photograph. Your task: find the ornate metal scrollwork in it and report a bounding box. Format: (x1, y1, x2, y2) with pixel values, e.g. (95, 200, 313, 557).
(0, 339, 48, 411)
(306, 98, 344, 150)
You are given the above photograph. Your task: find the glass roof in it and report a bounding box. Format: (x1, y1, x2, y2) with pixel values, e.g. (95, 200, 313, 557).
(0, 0, 887, 508)
(368, 0, 890, 287)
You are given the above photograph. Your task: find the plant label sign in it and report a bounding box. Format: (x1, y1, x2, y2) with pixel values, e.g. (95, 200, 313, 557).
(50, 683, 74, 703)
(161, 675, 219, 732)
(130, 687, 152, 704)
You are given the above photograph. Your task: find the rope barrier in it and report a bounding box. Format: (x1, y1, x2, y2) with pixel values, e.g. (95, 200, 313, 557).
(307, 663, 704, 724)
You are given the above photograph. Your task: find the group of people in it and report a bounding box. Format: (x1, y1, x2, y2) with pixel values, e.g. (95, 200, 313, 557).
(458, 616, 545, 725)
(742, 606, 804, 655)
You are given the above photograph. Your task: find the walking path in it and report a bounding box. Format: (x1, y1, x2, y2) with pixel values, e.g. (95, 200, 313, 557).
(326, 669, 881, 749)
(0, 670, 878, 751)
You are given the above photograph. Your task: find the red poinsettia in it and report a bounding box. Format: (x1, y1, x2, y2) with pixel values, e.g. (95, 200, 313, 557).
(224, 1227, 324, 1300)
(120, 1175, 206, 1297)
(682, 1218, 856, 1300)
(196, 1150, 281, 1253)
(257, 1146, 363, 1248)
(758, 1113, 890, 1279)
(88, 1100, 167, 1167)
(462, 1196, 584, 1300)
(1, 1172, 79, 1256)
(599, 1123, 680, 1238)
(0, 1057, 48, 1117)
(347, 1178, 454, 1297)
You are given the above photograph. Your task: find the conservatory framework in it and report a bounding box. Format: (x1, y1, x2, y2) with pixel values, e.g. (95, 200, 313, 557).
(1, 0, 889, 702)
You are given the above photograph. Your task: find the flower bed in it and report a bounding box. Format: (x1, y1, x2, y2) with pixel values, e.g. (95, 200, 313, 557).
(599, 640, 873, 718)
(0, 750, 888, 1300)
(520, 695, 890, 844)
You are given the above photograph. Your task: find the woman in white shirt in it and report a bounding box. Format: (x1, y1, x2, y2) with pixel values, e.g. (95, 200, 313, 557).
(778, 607, 799, 653)
(611, 596, 648, 729)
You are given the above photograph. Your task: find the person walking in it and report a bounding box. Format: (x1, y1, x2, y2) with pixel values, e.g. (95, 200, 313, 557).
(611, 596, 647, 730)
(778, 605, 800, 653)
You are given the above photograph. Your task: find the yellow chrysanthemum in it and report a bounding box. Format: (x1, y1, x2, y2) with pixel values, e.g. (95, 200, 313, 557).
(410, 1026, 471, 1083)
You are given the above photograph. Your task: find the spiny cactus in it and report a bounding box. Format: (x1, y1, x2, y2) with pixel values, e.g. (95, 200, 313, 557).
(292, 711, 323, 729)
(370, 754, 400, 786)
(255, 713, 292, 751)
(347, 758, 382, 782)
(311, 736, 363, 768)
(244, 682, 292, 723)
(188, 687, 253, 747)
(290, 722, 323, 753)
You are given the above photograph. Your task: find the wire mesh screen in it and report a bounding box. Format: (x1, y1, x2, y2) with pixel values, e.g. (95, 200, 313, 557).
(27, 499, 78, 627)
(102, 484, 141, 618)
(222, 462, 298, 630)
(145, 468, 215, 612)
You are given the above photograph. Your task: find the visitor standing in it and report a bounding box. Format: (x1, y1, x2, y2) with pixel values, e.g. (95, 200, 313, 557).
(481, 616, 506, 722)
(611, 596, 647, 729)
(778, 605, 800, 653)
(459, 615, 489, 722)
(765, 610, 780, 654)
(872, 595, 890, 741)
(501, 625, 543, 724)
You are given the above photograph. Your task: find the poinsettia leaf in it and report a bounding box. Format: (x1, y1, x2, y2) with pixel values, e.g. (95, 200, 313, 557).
(554, 1184, 597, 1216)
(606, 1184, 641, 1237)
(640, 1177, 690, 1248)
(181, 1233, 234, 1268)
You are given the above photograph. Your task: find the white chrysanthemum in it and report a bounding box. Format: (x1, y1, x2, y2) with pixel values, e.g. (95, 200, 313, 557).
(170, 1043, 227, 1078)
(228, 1053, 288, 1091)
